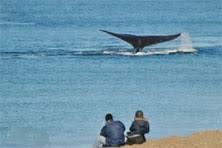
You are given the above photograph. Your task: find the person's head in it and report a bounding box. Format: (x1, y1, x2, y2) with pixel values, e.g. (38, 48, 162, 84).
(134, 110, 144, 120)
(105, 113, 113, 122)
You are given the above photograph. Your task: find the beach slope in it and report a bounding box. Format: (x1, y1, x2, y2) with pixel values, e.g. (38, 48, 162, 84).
(123, 131, 222, 148)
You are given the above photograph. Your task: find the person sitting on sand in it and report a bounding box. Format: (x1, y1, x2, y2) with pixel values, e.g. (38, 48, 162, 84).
(126, 110, 150, 145)
(94, 113, 125, 148)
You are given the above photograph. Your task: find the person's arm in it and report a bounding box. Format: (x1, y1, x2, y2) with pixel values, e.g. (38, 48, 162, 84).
(100, 126, 107, 137)
(142, 121, 150, 134)
(129, 121, 136, 132)
(122, 122, 126, 131)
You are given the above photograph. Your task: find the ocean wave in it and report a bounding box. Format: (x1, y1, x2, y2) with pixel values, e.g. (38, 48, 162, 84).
(0, 21, 35, 26)
(0, 48, 197, 59)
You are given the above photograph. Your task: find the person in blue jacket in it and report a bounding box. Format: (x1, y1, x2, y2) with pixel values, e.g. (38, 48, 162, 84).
(94, 113, 125, 148)
(126, 110, 150, 145)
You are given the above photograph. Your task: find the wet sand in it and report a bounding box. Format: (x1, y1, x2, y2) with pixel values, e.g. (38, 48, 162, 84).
(123, 130, 222, 148)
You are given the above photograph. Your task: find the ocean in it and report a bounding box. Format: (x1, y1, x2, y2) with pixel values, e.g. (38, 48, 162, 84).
(0, 0, 221, 147)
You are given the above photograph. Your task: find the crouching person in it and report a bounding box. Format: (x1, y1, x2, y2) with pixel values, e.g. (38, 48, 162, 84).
(126, 110, 150, 145)
(94, 113, 125, 148)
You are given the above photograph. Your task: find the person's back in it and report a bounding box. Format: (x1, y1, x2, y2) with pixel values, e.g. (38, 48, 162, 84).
(94, 113, 125, 148)
(129, 120, 149, 136)
(101, 120, 125, 147)
(126, 110, 150, 145)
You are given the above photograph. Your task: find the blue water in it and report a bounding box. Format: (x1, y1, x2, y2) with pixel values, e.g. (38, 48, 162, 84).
(0, 0, 221, 147)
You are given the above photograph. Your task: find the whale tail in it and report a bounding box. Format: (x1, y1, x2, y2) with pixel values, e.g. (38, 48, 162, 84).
(100, 30, 181, 52)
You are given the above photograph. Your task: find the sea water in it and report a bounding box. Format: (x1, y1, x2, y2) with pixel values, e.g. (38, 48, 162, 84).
(0, 0, 221, 147)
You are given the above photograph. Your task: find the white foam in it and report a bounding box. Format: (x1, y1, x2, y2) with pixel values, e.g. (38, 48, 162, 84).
(103, 48, 196, 56)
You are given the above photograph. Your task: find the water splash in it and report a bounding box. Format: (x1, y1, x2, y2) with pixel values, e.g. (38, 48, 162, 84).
(179, 33, 197, 52)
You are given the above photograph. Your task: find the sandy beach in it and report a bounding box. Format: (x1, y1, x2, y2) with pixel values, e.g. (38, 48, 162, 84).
(123, 130, 222, 148)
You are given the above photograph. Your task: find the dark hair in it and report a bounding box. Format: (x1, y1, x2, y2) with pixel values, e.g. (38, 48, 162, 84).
(135, 110, 144, 118)
(105, 113, 113, 121)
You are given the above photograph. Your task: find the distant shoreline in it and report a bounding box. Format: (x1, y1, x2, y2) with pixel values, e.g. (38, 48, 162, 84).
(123, 130, 222, 148)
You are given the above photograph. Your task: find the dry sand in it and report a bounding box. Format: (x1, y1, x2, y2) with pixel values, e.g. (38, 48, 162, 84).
(123, 130, 222, 148)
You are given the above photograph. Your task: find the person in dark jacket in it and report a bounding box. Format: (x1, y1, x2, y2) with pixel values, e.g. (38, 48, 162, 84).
(126, 110, 150, 145)
(94, 113, 125, 148)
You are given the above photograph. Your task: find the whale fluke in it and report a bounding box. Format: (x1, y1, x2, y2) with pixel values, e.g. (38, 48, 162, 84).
(100, 30, 181, 52)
